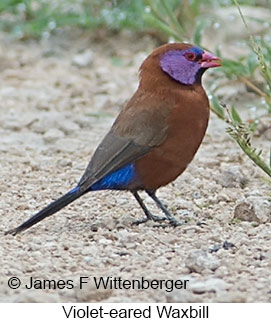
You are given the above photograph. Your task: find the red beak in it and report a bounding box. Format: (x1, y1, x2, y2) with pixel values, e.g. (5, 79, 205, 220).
(201, 51, 221, 68)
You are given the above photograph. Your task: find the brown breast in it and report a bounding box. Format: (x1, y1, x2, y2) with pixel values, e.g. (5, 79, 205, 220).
(135, 84, 209, 190)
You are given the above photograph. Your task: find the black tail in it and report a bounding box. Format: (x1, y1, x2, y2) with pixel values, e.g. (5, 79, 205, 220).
(5, 187, 84, 236)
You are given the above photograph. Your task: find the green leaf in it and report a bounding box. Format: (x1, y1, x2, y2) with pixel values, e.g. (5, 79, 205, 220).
(193, 20, 207, 46)
(220, 58, 248, 78)
(210, 94, 225, 120)
(231, 107, 242, 123)
(247, 53, 259, 76)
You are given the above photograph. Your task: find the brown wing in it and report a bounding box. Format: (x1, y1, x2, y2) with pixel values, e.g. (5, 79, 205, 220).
(78, 90, 171, 192)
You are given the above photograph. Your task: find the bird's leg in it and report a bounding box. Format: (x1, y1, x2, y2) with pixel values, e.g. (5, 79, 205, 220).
(146, 190, 181, 226)
(131, 191, 166, 225)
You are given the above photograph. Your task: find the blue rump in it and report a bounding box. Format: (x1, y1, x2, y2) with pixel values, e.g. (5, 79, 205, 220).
(90, 163, 137, 191)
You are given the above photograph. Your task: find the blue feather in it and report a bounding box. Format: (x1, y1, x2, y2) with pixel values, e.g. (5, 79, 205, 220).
(90, 163, 137, 190)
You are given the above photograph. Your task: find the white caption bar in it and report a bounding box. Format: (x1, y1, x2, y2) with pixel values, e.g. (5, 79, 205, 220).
(0, 303, 269, 322)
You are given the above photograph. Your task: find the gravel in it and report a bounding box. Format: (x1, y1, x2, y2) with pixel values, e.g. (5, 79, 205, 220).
(0, 30, 271, 303)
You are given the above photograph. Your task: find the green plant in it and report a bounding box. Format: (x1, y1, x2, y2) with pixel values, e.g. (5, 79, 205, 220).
(211, 1, 271, 112)
(218, 103, 271, 178)
(0, 0, 147, 39)
(144, 0, 214, 44)
(211, 1, 271, 179)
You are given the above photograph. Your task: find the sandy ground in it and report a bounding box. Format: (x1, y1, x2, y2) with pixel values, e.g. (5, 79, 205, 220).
(0, 29, 271, 303)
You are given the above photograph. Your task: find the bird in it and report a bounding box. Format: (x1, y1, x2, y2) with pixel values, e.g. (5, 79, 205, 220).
(5, 42, 221, 236)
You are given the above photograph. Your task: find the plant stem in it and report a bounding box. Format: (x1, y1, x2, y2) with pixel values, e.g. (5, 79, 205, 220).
(160, 0, 184, 36)
(232, 134, 271, 177)
(233, 0, 271, 105)
(145, 0, 166, 25)
(239, 76, 271, 105)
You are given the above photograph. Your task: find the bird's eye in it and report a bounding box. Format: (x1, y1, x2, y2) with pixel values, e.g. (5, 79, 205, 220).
(184, 52, 197, 61)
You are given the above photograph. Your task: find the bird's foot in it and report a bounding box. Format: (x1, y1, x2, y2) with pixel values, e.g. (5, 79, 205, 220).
(152, 217, 182, 228)
(132, 214, 166, 226)
(168, 217, 182, 227)
(4, 228, 18, 236)
(163, 212, 182, 227)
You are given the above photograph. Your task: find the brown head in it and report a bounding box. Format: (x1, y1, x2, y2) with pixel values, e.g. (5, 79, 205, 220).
(139, 43, 221, 89)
